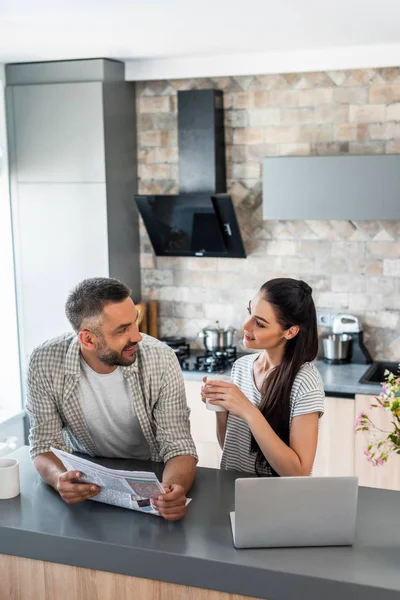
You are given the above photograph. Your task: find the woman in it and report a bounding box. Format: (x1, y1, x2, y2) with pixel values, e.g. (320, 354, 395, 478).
(202, 278, 324, 477)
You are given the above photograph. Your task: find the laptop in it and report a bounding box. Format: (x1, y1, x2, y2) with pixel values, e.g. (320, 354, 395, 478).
(230, 476, 358, 548)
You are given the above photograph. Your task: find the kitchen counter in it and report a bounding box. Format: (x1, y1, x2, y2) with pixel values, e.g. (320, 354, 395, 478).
(183, 354, 383, 397)
(1, 447, 400, 600)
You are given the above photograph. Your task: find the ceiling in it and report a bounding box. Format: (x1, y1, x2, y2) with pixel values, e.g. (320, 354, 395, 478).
(1, 0, 400, 79)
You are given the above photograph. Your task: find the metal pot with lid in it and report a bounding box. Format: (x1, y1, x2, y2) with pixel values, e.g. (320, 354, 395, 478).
(198, 321, 236, 352)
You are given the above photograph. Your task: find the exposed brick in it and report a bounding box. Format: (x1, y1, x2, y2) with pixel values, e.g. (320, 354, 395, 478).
(248, 108, 280, 127)
(368, 122, 400, 141)
(232, 93, 251, 109)
(313, 142, 349, 155)
(387, 103, 400, 120)
(303, 72, 336, 88)
(257, 74, 291, 89)
(136, 114, 153, 131)
(267, 89, 299, 106)
(383, 259, 400, 276)
(367, 242, 400, 258)
(136, 68, 400, 361)
(150, 147, 178, 163)
(348, 293, 384, 311)
(298, 88, 333, 106)
(173, 271, 203, 286)
(314, 105, 349, 123)
(387, 140, 400, 153)
(225, 110, 249, 127)
(332, 274, 366, 293)
(378, 67, 400, 82)
(246, 143, 279, 160)
(264, 125, 299, 143)
(280, 107, 314, 124)
(233, 128, 264, 144)
(140, 254, 156, 269)
(137, 96, 170, 113)
(279, 143, 311, 156)
(231, 162, 261, 179)
(349, 141, 385, 154)
(138, 164, 170, 180)
(334, 123, 368, 141)
(369, 85, 400, 103)
(170, 95, 177, 113)
(347, 70, 385, 86)
(231, 146, 247, 162)
(137, 131, 171, 147)
(151, 113, 177, 130)
(297, 124, 332, 143)
(349, 104, 386, 122)
(332, 87, 369, 104)
(265, 240, 296, 255)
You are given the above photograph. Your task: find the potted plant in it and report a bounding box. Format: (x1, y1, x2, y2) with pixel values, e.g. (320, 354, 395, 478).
(355, 365, 400, 466)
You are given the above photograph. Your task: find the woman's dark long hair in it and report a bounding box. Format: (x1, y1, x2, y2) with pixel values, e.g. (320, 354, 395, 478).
(250, 278, 318, 476)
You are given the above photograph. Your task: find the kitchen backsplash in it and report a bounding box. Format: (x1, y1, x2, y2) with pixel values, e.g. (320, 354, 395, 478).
(136, 68, 400, 360)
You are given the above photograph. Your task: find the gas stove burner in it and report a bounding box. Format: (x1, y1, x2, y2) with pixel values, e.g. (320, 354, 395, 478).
(191, 347, 237, 374)
(159, 336, 190, 365)
(159, 336, 187, 347)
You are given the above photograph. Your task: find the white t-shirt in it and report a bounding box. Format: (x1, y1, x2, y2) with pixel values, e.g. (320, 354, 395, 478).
(79, 358, 151, 459)
(220, 354, 325, 476)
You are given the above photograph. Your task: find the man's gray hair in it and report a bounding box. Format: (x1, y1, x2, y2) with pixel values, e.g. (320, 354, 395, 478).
(65, 277, 132, 333)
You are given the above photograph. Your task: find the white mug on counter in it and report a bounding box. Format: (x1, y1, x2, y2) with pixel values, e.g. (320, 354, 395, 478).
(205, 374, 232, 412)
(0, 458, 20, 500)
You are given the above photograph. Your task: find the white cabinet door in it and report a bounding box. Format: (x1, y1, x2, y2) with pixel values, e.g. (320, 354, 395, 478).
(355, 394, 400, 491)
(14, 183, 109, 361)
(313, 396, 355, 477)
(185, 380, 221, 469)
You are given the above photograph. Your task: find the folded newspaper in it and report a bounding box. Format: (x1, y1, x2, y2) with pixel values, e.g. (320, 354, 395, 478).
(51, 447, 167, 516)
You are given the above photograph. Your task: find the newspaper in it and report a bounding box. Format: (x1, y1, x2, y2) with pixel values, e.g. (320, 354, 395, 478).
(51, 447, 166, 516)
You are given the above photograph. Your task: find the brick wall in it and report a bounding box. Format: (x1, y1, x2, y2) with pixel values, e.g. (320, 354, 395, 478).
(136, 68, 400, 360)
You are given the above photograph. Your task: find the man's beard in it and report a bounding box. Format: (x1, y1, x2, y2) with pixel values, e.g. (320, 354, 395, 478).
(96, 339, 137, 367)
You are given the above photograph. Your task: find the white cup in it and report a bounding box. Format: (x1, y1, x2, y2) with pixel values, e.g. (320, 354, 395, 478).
(0, 458, 20, 500)
(205, 374, 232, 412)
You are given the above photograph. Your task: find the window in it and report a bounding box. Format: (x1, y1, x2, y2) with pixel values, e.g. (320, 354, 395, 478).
(0, 68, 22, 416)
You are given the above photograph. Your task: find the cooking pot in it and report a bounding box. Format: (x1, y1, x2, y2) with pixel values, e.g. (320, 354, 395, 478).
(199, 321, 236, 352)
(322, 333, 352, 364)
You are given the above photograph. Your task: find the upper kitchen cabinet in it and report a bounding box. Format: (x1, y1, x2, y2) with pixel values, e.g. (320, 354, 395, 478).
(10, 82, 106, 183)
(263, 155, 400, 220)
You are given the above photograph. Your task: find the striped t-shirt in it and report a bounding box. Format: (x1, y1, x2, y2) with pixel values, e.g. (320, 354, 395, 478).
(220, 354, 325, 476)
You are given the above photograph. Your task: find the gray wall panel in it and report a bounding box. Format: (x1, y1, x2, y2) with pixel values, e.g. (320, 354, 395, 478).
(6, 59, 124, 85)
(263, 155, 400, 220)
(12, 82, 105, 183)
(103, 81, 140, 300)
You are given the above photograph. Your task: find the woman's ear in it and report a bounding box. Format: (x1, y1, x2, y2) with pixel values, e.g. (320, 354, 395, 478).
(284, 325, 300, 340)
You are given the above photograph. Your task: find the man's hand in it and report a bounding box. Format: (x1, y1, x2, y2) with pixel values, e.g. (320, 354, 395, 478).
(56, 471, 101, 505)
(152, 483, 187, 521)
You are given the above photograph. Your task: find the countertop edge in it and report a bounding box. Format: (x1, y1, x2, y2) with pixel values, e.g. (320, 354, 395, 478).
(1, 527, 398, 600)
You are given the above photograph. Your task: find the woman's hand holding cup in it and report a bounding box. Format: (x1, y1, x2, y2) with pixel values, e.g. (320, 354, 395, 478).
(201, 374, 232, 412)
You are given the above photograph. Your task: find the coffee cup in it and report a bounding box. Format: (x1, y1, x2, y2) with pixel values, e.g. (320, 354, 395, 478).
(205, 374, 232, 412)
(0, 458, 20, 500)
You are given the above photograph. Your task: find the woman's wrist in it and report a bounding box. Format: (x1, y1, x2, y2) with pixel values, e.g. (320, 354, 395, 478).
(243, 403, 260, 426)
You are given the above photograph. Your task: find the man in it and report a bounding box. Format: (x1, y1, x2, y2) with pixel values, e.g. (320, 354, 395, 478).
(26, 277, 197, 521)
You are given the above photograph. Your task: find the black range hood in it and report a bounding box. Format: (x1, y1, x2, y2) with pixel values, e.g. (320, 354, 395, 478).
(135, 89, 246, 258)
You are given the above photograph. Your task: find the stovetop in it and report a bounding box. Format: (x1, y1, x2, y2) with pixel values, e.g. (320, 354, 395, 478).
(181, 347, 237, 374)
(159, 336, 240, 374)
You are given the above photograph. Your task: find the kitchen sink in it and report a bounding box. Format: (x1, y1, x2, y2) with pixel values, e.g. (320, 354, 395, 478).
(359, 361, 400, 385)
